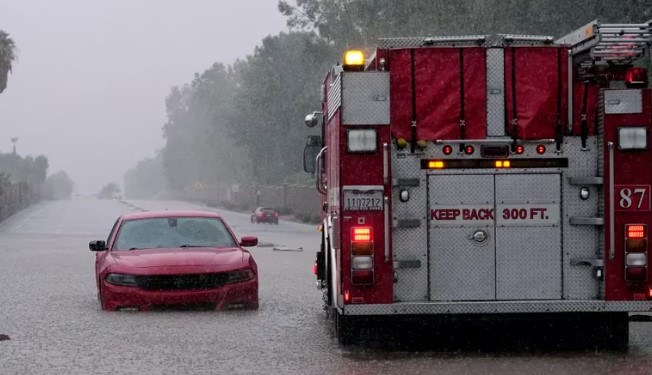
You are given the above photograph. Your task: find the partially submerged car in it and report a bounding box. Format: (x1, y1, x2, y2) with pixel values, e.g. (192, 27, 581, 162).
(90, 210, 259, 311)
(250, 207, 279, 224)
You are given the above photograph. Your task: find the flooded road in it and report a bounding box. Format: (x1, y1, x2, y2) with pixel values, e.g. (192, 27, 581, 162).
(1, 198, 652, 374)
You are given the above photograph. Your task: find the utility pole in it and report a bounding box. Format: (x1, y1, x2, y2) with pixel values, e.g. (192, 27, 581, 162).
(10, 137, 18, 155)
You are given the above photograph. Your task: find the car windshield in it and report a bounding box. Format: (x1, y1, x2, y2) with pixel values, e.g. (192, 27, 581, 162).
(113, 217, 237, 250)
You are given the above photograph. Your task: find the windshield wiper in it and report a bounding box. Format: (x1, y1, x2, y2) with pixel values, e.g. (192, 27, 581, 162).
(179, 244, 204, 248)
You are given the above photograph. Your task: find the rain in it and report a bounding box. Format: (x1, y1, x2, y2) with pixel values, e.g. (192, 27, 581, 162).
(1, 1, 652, 374)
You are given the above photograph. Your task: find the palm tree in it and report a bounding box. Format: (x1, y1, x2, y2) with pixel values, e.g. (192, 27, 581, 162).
(0, 30, 16, 94)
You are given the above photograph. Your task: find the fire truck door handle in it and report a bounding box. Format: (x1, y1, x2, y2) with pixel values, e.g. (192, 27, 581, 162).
(608, 142, 615, 260)
(383, 143, 389, 185)
(384, 196, 390, 262)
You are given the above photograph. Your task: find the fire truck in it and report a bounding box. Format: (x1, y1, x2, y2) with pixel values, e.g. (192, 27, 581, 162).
(302, 20, 652, 347)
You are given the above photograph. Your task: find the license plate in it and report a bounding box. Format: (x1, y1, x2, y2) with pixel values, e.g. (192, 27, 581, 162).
(343, 190, 383, 211)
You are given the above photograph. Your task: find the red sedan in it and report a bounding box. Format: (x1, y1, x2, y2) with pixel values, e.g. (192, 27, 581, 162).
(90, 210, 259, 311)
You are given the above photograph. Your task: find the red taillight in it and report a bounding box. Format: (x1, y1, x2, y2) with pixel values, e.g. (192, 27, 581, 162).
(312, 263, 317, 275)
(626, 67, 649, 88)
(627, 224, 646, 239)
(626, 266, 647, 282)
(351, 226, 374, 285)
(352, 227, 372, 242)
(515, 145, 524, 155)
(625, 224, 648, 282)
(351, 270, 374, 285)
(464, 145, 475, 155)
(536, 145, 546, 154)
(443, 145, 453, 155)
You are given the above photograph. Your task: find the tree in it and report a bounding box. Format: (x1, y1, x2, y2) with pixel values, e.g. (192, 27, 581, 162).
(43, 171, 75, 200)
(278, 0, 652, 46)
(0, 30, 16, 93)
(124, 153, 167, 199)
(226, 32, 333, 184)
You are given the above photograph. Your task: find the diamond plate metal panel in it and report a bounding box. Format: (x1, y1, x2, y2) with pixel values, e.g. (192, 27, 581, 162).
(392, 150, 428, 302)
(378, 36, 488, 48)
(562, 137, 602, 300)
(496, 174, 560, 204)
(495, 174, 562, 300)
(341, 72, 390, 125)
(604, 89, 643, 114)
(430, 174, 495, 301)
(496, 227, 562, 299)
(343, 300, 652, 316)
(327, 75, 341, 121)
(430, 227, 496, 301)
(486, 48, 505, 137)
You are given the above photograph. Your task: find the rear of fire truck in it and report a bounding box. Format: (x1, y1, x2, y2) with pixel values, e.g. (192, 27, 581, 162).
(303, 20, 652, 347)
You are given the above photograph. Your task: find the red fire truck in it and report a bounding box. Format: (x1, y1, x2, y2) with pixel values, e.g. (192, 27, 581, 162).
(303, 20, 652, 347)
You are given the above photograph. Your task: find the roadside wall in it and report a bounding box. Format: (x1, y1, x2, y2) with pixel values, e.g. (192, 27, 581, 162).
(0, 182, 36, 222)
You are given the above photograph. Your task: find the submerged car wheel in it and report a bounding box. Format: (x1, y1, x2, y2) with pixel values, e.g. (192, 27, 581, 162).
(98, 285, 110, 311)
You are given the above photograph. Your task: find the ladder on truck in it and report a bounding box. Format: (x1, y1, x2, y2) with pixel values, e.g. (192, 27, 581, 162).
(556, 19, 652, 68)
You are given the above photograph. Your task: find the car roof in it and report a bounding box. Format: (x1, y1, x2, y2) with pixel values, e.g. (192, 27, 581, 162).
(120, 210, 222, 221)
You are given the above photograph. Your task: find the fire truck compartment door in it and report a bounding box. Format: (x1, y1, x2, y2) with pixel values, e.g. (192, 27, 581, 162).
(494, 174, 562, 300)
(429, 175, 496, 301)
(428, 173, 562, 301)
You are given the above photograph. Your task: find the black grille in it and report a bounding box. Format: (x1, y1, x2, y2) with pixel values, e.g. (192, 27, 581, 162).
(135, 273, 230, 291)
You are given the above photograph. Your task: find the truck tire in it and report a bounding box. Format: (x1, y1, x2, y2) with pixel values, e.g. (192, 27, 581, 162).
(605, 312, 629, 351)
(335, 311, 356, 346)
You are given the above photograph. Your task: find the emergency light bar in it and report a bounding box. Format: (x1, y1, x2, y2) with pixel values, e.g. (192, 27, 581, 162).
(423, 158, 569, 170)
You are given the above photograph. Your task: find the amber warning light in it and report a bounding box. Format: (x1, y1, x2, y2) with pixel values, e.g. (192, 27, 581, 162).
(343, 50, 365, 71)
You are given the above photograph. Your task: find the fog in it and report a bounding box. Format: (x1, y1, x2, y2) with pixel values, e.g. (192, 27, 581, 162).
(0, 0, 286, 194)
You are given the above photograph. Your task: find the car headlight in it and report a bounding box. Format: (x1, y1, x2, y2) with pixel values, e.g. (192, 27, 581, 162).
(105, 273, 138, 287)
(225, 269, 255, 284)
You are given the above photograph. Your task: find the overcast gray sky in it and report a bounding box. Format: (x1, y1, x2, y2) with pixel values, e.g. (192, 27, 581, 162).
(0, 0, 287, 194)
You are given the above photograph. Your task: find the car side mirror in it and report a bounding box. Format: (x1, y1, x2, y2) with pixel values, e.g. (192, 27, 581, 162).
(240, 236, 258, 247)
(89, 240, 107, 251)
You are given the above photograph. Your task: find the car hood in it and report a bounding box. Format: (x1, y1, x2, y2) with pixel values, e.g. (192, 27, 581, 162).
(110, 248, 245, 269)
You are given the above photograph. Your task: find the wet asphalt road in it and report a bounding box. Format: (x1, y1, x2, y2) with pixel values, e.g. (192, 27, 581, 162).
(2, 198, 652, 374)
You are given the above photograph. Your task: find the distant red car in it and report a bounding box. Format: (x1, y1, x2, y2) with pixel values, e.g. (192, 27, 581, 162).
(89, 210, 259, 311)
(250, 207, 279, 224)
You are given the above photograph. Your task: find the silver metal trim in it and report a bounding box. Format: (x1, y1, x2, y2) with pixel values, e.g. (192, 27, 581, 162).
(569, 217, 604, 225)
(569, 177, 604, 185)
(567, 49, 573, 133)
(315, 147, 328, 195)
(342, 300, 652, 315)
(608, 142, 615, 260)
(384, 196, 389, 262)
(342, 185, 384, 192)
(570, 258, 605, 267)
(378, 35, 488, 48)
(383, 142, 389, 185)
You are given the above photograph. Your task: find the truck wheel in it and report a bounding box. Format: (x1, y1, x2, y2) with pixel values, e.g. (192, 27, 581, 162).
(605, 312, 629, 351)
(335, 311, 355, 346)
